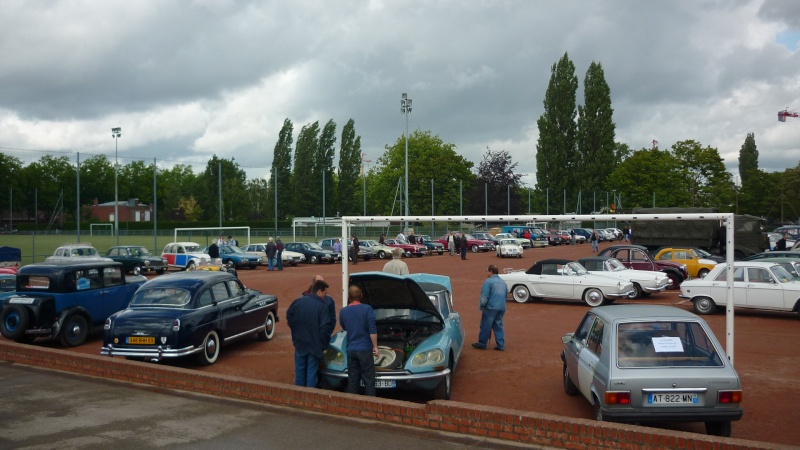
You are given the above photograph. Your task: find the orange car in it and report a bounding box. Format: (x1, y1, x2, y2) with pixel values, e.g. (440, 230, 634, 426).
(653, 247, 719, 278)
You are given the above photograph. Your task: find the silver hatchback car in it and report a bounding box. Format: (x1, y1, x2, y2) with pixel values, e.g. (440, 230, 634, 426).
(560, 305, 742, 437)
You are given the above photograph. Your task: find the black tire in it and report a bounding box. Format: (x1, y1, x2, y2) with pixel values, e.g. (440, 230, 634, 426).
(437, 250, 443, 255)
(186, 260, 196, 271)
(378, 250, 387, 259)
(471, 244, 479, 253)
(512, 285, 531, 303)
(626, 283, 643, 300)
(705, 421, 732, 437)
(310, 255, 319, 264)
(59, 314, 89, 347)
(563, 362, 579, 396)
(155, 268, 165, 275)
(131, 265, 142, 276)
(593, 397, 604, 422)
(1, 305, 31, 341)
(665, 272, 682, 290)
(432, 358, 453, 400)
(290, 261, 298, 267)
(197, 330, 220, 365)
(250, 263, 257, 269)
(257, 311, 276, 341)
(583, 288, 606, 307)
(693, 297, 718, 315)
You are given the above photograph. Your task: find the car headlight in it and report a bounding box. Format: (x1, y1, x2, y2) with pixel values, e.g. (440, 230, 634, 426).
(324, 348, 345, 366)
(411, 348, 445, 367)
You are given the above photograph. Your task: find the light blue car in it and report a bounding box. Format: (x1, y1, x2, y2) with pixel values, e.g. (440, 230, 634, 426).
(321, 272, 465, 400)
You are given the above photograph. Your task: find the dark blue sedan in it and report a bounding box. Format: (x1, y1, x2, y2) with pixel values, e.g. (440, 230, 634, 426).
(101, 271, 278, 365)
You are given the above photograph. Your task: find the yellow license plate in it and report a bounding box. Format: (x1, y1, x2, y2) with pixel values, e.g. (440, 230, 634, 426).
(127, 336, 155, 345)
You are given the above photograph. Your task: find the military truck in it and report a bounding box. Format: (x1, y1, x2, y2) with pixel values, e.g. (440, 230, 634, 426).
(630, 207, 767, 259)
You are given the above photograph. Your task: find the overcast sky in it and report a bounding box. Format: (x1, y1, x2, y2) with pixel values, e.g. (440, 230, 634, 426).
(1, 0, 799, 186)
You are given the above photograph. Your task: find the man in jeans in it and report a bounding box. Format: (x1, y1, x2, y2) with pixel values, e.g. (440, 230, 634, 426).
(338, 285, 378, 396)
(286, 279, 335, 387)
(472, 265, 507, 351)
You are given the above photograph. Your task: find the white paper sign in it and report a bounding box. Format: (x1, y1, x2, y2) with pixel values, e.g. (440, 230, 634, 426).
(651, 336, 684, 353)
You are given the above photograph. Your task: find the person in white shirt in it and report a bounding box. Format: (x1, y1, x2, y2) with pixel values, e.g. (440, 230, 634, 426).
(395, 231, 406, 243)
(383, 248, 409, 275)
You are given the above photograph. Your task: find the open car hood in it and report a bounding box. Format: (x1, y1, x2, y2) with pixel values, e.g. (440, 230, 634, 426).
(349, 271, 444, 322)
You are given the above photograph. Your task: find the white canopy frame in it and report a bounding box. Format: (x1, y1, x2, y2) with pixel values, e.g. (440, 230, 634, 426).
(339, 213, 737, 364)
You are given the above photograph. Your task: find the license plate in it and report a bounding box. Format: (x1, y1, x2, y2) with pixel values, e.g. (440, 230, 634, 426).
(648, 393, 698, 404)
(127, 336, 155, 345)
(361, 379, 396, 388)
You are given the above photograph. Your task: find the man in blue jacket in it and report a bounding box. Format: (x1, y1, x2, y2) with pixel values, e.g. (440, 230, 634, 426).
(287, 279, 335, 387)
(338, 285, 378, 396)
(472, 264, 507, 351)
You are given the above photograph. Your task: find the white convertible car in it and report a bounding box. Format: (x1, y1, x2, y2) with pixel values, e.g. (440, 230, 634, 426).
(499, 259, 635, 307)
(679, 261, 800, 316)
(578, 256, 671, 299)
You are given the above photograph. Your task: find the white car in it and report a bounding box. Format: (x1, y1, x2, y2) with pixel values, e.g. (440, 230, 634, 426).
(240, 243, 305, 266)
(361, 240, 396, 259)
(578, 256, 671, 299)
(679, 261, 800, 316)
(499, 259, 635, 307)
(45, 243, 113, 262)
(494, 233, 531, 248)
(495, 239, 523, 258)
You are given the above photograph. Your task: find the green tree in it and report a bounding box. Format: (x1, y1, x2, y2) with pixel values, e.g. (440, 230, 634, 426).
(157, 164, 197, 220)
(314, 119, 337, 217)
(79, 154, 114, 214)
(671, 140, 734, 209)
(1, 153, 24, 218)
(338, 119, 362, 216)
(738, 132, 758, 185)
(245, 178, 270, 220)
(467, 148, 522, 215)
(536, 52, 578, 212)
(269, 118, 294, 221)
(292, 121, 320, 216)
(195, 156, 248, 221)
(606, 147, 689, 209)
(177, 195, 203, 221)
(576, 61, 616, 193)
(118, 160, 156, 205)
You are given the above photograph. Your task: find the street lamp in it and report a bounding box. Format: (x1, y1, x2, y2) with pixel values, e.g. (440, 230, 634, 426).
(111, 127, 121, 246)
(401, 93, 412, 231)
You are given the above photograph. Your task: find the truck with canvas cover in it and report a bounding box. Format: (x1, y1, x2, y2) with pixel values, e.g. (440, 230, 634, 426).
(631, 207, 767, 259)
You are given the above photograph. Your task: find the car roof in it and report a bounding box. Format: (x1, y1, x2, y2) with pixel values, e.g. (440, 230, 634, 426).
(136, 270, 234, 290)
(589, 304, 701, 322)
(19, 260, 124, 275)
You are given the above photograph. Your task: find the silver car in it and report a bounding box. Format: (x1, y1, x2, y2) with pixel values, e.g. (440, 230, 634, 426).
(561, 305, 743, 437)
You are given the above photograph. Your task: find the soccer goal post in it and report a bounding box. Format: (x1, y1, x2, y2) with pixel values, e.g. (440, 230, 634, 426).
(90, 223, 114, 236)
(173, 226, 251, 246)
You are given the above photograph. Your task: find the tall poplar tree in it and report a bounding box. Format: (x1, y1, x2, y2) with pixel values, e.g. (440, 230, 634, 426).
(535, 52, 578, 211)
(314, 119, 337, 217)
(270, 118, 294, 220)
(338, 119, 362, 216)
(577, 61, 616, 193)
(292, 121, 319, 217)
(738, 132, 758, 185)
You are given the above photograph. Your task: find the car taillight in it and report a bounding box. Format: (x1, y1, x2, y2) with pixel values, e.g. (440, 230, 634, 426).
(605, 391, 630, 405)
(718, 390, 742, 403)
(172, 319, 181, 332)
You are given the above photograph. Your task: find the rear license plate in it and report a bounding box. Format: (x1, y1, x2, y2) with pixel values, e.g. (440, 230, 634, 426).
(361, 379, 396, 388)
(648, 393, 698, 404)
(127, 336, 155, 345)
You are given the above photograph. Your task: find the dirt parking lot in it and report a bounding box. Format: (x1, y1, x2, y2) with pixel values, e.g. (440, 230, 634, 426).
(38, 241, 800, 447)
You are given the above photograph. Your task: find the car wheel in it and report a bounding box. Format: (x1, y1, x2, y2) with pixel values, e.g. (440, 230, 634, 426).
(131, 265, 142, 276)
(471, 244, 479, 253)
(437, 250, 443, 255)
(563, 362, 579, 396)
(197, 330, 221, 365)
(698, 268, 710, 278)
(156, 268, 165, 275)
(665, 272, 681, 290)
(705, 420, 732, 437)
(250, 263, 257, 269)
(0, 304, 30, 341)
(59, 314, 89, 347)
(310, 255, 319, 264)
(404, 251, 411, 258)
(693, 297, 717, 315)
(626, 283, 643, 299)
(291, 261, 298, 267)
(583, 288, 606, 307)
(377, 251, 387, 259)
(512, 285, 531, 303)
(432, 358, 453, 400)
(257, 310, 276, 341)
(186, 260, 196, 271)
(593, 397, 604, 422)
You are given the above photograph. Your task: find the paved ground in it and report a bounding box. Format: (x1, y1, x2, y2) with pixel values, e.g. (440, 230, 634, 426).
(12, 239, 800, 447)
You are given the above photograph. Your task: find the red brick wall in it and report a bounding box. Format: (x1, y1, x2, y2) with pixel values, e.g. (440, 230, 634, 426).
(0, 340, 782, 450)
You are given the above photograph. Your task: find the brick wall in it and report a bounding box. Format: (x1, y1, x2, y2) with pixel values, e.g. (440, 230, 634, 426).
(0, 340, 786, 450)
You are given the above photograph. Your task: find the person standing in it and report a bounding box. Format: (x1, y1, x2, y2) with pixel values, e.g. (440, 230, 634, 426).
(333, 239, 342, 253)
(276, 238, 284, 270)
(775, 234, 788, 251)
(383, 247, 409, 275)
(569, 229, 576, 246)
(208, 239, 220, 260)
(624, 226, 630, 242)
(286, 279, 335, 388)
(448, 231, 455, 256)
(379, 233, 386, 244)
(590, 229, 599, 253)
(351, 235, 360, 265)
(338, 285, 378, 396)
(266, 237, 277, 271)
(228, 235, 238, 247)
(396, 230, 406, 243)
(460, 233, 469, 260)
(408, 232, 416, 244)
(472, 265, 506, 351)
(302, 275, 336, 330)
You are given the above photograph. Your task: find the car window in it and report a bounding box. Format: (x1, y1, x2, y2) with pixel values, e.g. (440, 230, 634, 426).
(675, 251, 691, 259)
(130, 288, 191, 307)
(75, 269, 102, 290)
(228, 279, 245, 297)
(574, 314, 595, 342)
(658, 251, 672, 260)
(103, 267, 123, 287)
(107, 248, 119, 257)
(747, 267, 771, 283)
(586, 319, 605, 356)
(713, 266, 744, 282)
(197, 289, 214, 307)
(631, 250, 649, 262)
(211, 282, 230, 301)
(617, 321, 723, 368)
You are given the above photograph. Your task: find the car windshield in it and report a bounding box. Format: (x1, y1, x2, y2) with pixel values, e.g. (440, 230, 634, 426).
(306, 243, 324, 250)
(692, 248, 712, 258)
(564, 262, 589, 275)
(129, 287, 192, 307)
(500, 239, 516, 246)
(617, 321, 723, 368)
(221, 245, 244, 254)
(769, 265, 795, 283)
(603, 258, 628, 272)
(130, 247, 151, 257)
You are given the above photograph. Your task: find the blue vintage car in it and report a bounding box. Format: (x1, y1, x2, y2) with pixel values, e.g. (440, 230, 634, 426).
(203, 244, 261, 269)
(101, 271, 278, 365)
(284, 242, 341, 264)
(321, 272, 465, 399)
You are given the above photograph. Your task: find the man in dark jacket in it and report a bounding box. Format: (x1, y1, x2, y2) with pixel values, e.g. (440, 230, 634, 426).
(276, 238, 284, 270)
(208, 239, 220, 259)
(286, 279, 335, 388)
(266, 237, 277, 271)
(460, 233, 469, 260)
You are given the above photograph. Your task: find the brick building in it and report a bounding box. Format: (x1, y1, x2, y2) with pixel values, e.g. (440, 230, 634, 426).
(88, 198, 152, 222)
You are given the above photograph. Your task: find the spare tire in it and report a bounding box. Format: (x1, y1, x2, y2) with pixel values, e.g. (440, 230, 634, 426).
(1, 304, 31, 341)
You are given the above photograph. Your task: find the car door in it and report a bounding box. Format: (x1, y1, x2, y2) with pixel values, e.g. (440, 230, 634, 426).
(576, 316, 605, 401)
(709, 266, 747, 307)
(211, 280, 246, 336)
(564, 314, 594, 399)
(626, 248, 657, 272)
(744, 267, 785, 310)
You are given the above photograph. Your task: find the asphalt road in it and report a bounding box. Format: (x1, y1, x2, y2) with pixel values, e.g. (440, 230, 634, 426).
(0, 362, 545, 450)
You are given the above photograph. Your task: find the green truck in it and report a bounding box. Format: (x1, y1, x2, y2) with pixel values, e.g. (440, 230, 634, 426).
(630, 207, 767, 259)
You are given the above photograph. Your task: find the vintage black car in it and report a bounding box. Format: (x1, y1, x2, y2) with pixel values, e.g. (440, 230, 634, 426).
(101, 271, 278, 365)
(105, 246, 168, 275)
(0, 261, 146, 346)
(284, 242, 340, 264)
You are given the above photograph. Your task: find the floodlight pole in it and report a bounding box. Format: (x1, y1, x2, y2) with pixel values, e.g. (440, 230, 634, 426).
(111, 127, 121, 246)
(401, 93, 412, 232)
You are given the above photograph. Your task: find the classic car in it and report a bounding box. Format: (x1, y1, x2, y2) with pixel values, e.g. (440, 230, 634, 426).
(161, 242, 210, 271)
(470, 232, 500, 246)
(45, 243, 113, 262)
(105, 246, 167, 275)
(598, 244, 689, 289)
(744, 250, 800, 262)
(240, 243, 306, 267)
(101, 270, 278, 365)
(0, 260, 146, 346)
(499, 259, 635, 307)
(418, 235, 445, 255)
(435, 234, 495, 253)
(564, 229, 587, 244)
(561, 305, 742, 437)
(202, 244, 261, 269)
(653, 247, 718, 278)
(500, 226, 548, 247)
(318, 238, 374, 261)
(527, 228, 551, 247)
(540, 229, 566, 246)
(578, 256, 670, 299)
(361, 240, 395, 259)
(384, 239, 428, 257)
(284, 242, 340, 264)
(495, 238, 523, 258)
(321, 272, 465, 400)
(679, 261, 800, 316)
(494, 233, 532, 249)
(0, 246, 21, 273)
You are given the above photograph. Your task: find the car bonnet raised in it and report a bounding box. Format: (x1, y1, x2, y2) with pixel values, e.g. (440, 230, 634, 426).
(349, 271, 445, 322)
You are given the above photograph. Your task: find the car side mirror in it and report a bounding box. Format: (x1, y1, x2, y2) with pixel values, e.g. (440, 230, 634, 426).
(561, 333, 574, 344)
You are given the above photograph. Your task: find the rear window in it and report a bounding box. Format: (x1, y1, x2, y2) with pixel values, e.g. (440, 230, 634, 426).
(18, 275, 52, 291)
(617, 321, 723, 368)
(130, 288, 191, 307)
